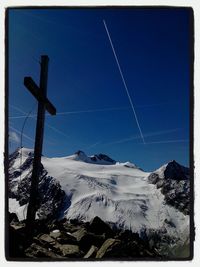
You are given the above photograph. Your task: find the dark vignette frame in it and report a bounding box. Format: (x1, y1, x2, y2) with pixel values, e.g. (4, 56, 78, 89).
(4, 5, 194, 262)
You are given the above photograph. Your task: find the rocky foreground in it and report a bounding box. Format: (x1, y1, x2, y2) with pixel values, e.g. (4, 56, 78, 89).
(8, 213, 163, 260)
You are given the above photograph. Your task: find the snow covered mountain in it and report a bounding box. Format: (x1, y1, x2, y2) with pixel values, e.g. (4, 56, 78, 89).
(8, 147, 190, 252)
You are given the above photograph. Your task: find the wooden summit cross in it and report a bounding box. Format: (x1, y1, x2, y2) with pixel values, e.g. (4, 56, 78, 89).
(24, 55, 56, 234)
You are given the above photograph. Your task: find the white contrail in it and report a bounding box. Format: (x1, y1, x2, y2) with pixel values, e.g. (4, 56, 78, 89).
(104, 128, 182, 146)
(144, 139, 188, 144)
(9, 126, 35, 142)
(103, 20, 145, 144)
(86, 141, 101, 150)
(9, 104, 69, 138)
(44, 124, 69, 138)
(9, 106, 129, 119)
(9, 125, 56, 145)
(9, 114, 37, 119)
(56, 106, 129, 115)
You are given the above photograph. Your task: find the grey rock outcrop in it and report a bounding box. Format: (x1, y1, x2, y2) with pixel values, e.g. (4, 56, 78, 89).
(148, 161, 190, 215)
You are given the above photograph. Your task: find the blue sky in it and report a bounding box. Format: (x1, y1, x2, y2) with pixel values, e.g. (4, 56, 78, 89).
(8, 8, 192, 171)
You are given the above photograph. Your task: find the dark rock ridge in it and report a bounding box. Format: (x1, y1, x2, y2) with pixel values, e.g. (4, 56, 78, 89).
(8, 215, 161, 259)
(8, 149, 68, 220)
(148, 161, 190, 215)
(163, 160, 189, 180)
(90, 153, 116, 164)
(75, 150, 116, 164)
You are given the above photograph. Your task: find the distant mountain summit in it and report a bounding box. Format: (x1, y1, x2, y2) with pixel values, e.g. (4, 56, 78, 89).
(150, 160, 189, 181)
(163, 160, 189, 180)
(90, 153, 116, 164)
(71, 150, 116, 165)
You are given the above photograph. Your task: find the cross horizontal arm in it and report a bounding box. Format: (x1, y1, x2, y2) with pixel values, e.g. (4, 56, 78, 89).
(24, 77, 56, 115)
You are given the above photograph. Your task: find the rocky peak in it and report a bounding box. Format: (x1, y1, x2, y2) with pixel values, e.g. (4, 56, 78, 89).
(90, 154, 116, 164)
(74, 150, 116, 165)
(75, 150, 86, 156)
(164, 160, 189, 181)
(148, 160, 190, 215)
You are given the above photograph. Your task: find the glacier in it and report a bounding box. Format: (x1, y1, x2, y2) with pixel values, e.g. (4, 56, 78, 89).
(8, 147, 190, 251)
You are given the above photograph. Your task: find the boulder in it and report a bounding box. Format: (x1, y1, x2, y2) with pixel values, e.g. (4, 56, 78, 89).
(84, 245, 98, 258)
(25, 243, 63, 258)
(50, 229, 61, 239)
(71, 228, 87, 241)
(89, 216, 114, 237)
(55, 244, 82, 257)
(96, 238, 121, 258)
(10, 222, 25, 231)
(71, 226, 105, 252)
(56, 232, 77, 245)
(79, 232, 105, 252)
(33, 234, 56, 249)
(38, 234, 55, 245)
(62, 222, 82, 233)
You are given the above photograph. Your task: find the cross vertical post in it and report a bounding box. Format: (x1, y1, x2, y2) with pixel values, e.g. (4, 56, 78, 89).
(24, 55, 56, 236)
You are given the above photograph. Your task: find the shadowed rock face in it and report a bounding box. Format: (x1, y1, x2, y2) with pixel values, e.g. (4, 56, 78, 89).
(148, 173, 160, 184)
(164, 161, 189, 180)
(8, 150, 68, 221)
(91, 154, 116, 164)
(148, 161, 190, 215)
(75, 150, 116, 165)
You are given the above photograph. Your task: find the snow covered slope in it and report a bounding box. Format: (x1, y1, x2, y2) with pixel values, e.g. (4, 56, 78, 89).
(8, 147, 190, 246)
